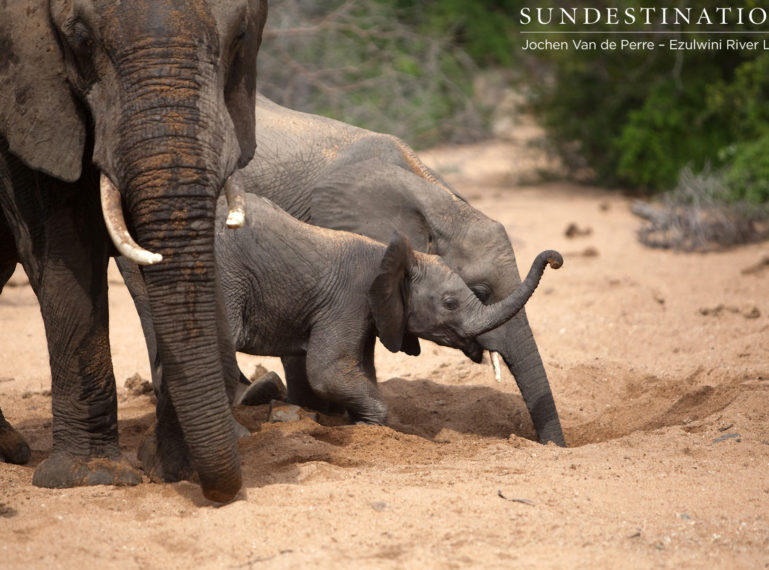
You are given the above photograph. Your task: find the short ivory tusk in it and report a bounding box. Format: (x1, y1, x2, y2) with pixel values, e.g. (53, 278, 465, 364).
(224, 173, 246, 229)
(491, 351, 502, 382)
(100, 174, 163, 265)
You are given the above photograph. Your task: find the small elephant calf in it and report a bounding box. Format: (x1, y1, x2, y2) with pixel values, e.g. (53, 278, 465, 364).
(216, 194, 561, 424)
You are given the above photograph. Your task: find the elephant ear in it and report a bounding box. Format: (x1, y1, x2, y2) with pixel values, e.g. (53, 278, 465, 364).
(400, 332, 421, 356)
(368, 232, 418, 354)
(225, 0, 268, 168)
(312, 160, 433, 252)
(0, 1, 85, 182)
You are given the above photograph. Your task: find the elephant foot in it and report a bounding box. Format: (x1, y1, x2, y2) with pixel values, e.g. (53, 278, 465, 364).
(137, 427, 195, 483)
(235, 371, 287, 406)
(287, 392, 345, 416)
(32, 452, 142, 488)
(347, 399, 388, 426)
(349, 414, 386, 426)
(0, 423, 31, 464)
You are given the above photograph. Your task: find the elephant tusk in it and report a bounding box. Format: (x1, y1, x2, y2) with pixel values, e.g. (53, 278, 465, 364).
(491, 351, 502, 382)
(224, 173, 246, 229)
(100, 174, 163, 266)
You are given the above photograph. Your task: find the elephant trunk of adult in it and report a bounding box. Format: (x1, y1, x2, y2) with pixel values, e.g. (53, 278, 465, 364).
(477, 296, 566, 446)
(111, 64, 241, 501)
(127, 172, 241, 502)
(471, 250, 566, 446)
(496, 312, 565, 446)
(464, 250, 562, 337)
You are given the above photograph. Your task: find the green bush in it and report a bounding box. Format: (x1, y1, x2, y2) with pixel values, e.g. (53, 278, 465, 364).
(616, 78, 729, 190)
(522, 1, 769, 202)
(394, 0, 517, 66)
(723, 136, 769, 204)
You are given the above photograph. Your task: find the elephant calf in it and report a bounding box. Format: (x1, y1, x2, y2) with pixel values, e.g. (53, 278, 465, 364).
(213, 194, 561, 424)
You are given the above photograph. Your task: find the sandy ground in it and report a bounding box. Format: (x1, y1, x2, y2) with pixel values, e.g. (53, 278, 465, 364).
(1, 136, 768, 569)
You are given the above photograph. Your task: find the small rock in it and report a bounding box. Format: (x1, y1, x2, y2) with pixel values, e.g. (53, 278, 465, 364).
(564, 223, 593, 239)
(371, 501, 388, 512)
(741, 305, 761, 319)
(124, 373, 153, 397)
(566, 246, 599, 258)
(711, 432, 741, 444)
(268, 401, 318, 424)
(699, 305, 722, 316)
(740, 254, 769, 275)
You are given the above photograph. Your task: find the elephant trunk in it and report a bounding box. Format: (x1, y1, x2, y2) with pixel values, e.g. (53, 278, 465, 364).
(476, 294, 566, 445)
(112, 56, 241, 501)
(127, 168, 241, 502)
(465, 250, 562, 337)
(494, 313, 565, 446)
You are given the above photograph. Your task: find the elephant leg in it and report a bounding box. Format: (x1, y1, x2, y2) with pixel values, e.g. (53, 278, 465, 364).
(137, 381, 194, 483)
(115, 257, 163, 392)
(282, 355, 344, 415)
(0, 209, 29, 464)
(215, 284, 251, 438)
(0, 164, 140, 487)
(283, 355, 327, 411)
(0, 408, 30, 464)
(0, 264, 15, 293)
(304, 332, 387, 425)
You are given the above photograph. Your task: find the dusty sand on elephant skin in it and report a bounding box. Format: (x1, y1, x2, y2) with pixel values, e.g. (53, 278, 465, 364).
(1, 137, 768, 569)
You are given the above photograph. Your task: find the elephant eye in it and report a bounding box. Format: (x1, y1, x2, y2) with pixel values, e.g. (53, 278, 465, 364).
(67, 20, 94, 54)
(471, 285, 491, 303)
(443, 297, 459, 311)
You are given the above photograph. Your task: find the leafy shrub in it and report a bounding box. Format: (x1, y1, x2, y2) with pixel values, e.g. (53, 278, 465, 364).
(616, 78, 730, 191)
(723, 136, 769, 204)
(522, 1, 769, 202)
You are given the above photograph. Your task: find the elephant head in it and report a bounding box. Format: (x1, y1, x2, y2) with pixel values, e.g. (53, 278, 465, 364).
(368, 233, 562, 365)
(0, 0, 267, 501)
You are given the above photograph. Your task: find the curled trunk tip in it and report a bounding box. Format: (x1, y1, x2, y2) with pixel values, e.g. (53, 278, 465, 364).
(544, 250, 564, 270)
(466, 248, 563, 337)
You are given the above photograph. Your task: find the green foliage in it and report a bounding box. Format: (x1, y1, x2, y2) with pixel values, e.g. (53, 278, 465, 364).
(523, 1, 769, 202)
(616, 78, 729, 190)
(723, 136, 769, 203)
(394, 0, 517, 66)
(259, 0, 490, 148)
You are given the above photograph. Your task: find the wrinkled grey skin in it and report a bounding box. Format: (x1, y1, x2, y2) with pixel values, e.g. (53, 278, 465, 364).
(0, 0, 267, 502)
(236, 94, 566, 445)
(123, 195, 560, 424)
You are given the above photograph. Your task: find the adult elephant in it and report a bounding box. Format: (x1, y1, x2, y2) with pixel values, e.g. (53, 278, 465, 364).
(0, 0, 267, 502)
(242, 94, 565, 446)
